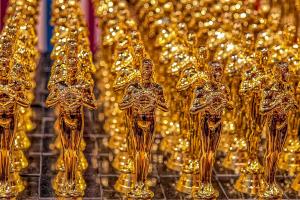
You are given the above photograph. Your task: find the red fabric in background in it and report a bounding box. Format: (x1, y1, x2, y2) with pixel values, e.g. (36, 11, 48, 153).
(255, 0, 260, 10)
(87, 0, 96, 53)
(0, 0, 9, 31)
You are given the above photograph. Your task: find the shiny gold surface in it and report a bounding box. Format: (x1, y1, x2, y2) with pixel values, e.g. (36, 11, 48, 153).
(119, 58, 168, 199)
(46, 0, 96, 197)
(92, 0, 299, 199)
(258, 62, 298, 199)
(0, 0, 300, 199)
(0, 0, 39, 197)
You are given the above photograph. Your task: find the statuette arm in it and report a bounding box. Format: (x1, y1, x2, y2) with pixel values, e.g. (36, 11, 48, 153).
(119, 84, 136, 110)
(156, 85, 168, 112)
(190, 85, 207, 114)
(259, 89, 276, 114)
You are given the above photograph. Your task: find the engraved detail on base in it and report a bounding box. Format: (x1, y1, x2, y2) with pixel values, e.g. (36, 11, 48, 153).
(127, 183, 154, 199)
(192, 183, 219, 199)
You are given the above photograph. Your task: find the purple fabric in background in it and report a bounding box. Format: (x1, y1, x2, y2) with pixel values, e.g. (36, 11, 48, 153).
(87, 0, 97, 53)
(0, 0, 9, 31)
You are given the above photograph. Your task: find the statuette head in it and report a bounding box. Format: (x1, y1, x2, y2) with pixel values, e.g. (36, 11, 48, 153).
(209, 61, 224, 82)
(274, 61, 289, 82)
(141, 59, 153, 84)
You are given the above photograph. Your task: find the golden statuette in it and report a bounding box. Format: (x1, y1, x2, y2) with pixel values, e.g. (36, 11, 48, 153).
(0, 0, 39, 197)
(47, 0, 96, 197)
(1, 0, 300, 199)
(119, 58, 168, 199)
(259, 62, 298, 199)
(235, 47, 269, 195)
(190, 61, 233, 199)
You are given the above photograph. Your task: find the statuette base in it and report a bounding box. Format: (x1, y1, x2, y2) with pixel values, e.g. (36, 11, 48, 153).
(176, 159, 199, 194)
(0, 173, 25, 198)
(258, 182, 283, 199)
(52, 171, 86, 197)
(192, 183, 219, 199)
(127, 183, 154, 199)
(114, 173, 134, 194)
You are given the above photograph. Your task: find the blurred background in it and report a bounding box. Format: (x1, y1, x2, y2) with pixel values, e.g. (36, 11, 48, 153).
(0, 0, 99, 53)
(0, 0, 261, 54)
